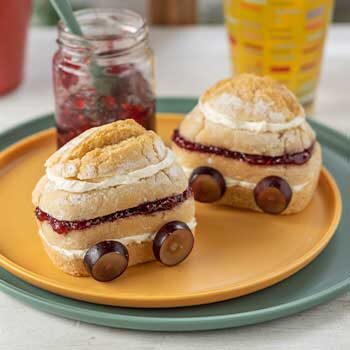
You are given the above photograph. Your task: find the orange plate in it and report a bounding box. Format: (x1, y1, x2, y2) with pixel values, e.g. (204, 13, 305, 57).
(0, 114, 342, 308)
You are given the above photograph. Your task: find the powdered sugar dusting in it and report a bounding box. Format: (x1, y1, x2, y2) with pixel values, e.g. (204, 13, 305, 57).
(46, 148, 176, 193)
(199, 93, 305, 133)
(202, 93, 297, 123)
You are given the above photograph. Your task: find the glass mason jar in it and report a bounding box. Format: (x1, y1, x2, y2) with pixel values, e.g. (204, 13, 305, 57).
(53, 9, 156, 147)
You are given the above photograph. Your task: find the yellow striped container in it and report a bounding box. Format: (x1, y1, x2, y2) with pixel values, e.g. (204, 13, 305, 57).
(224, 0, 334, 114)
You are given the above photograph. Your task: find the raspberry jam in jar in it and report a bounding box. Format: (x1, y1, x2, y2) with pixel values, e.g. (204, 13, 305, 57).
(53, 9, 156, 147)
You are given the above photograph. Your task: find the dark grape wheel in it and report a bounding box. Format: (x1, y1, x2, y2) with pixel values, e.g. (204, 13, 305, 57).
(189, 166, 226, 203)
(84, 241, 129, 282)
(253, 176, 292, 214)
(153, 221, 194, 266)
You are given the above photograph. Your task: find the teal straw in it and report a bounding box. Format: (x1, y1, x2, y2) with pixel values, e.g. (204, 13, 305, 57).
(49, 0, 83, 36)
(49, 0, 109, 95)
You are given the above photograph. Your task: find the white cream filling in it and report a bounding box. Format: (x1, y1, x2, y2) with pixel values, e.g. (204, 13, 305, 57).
(182, 166, 309, 192)
(38, 218, 197, 260)
(46, 149, 176, 193)
(199, 94, 305, 132)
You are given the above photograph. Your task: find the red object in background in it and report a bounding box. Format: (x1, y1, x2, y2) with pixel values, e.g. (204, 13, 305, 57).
(0, 1, 32, 95)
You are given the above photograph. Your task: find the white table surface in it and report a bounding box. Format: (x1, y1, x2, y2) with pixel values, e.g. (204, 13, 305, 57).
(0, 25, 349, 350)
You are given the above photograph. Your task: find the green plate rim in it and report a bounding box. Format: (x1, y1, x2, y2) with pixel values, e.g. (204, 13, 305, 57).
(0, 97, 349, 331)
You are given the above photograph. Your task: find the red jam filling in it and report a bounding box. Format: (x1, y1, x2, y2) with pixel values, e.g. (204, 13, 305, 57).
(54, 61, 156, 148)
(35, 188, 192, 234)
(172, 130, 314, 166)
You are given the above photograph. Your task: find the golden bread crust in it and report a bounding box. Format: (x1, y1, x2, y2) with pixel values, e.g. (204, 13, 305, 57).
(178, 106, 315, 156)
(33, 120, 196, 277)
(46, 119, 166, 180)
(201, 74, 304, 122)
(172, 75, 321, 214)
(32, 119, 190, 221)
(33, 162, 188, 221)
